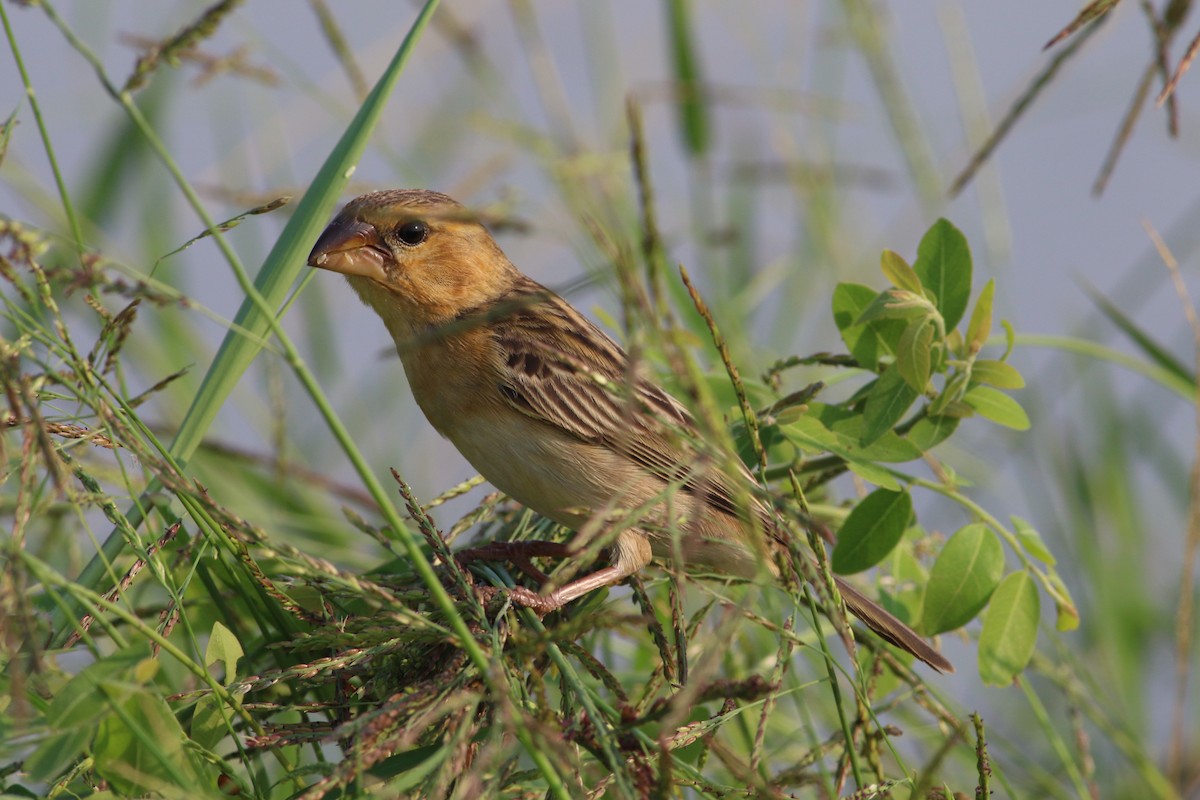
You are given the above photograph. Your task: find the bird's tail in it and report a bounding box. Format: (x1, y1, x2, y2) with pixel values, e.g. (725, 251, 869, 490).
(832, 575, 954, 673)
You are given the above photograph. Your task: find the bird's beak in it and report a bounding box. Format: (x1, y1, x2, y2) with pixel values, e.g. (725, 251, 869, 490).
(307, 217, 389, 282)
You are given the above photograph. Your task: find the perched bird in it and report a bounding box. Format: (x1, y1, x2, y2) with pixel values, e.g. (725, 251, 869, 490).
(308, 189, 952, 672)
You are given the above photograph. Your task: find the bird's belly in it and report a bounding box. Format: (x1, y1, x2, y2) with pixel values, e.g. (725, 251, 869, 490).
(441, 412, 767, 577)
(447, 414, 643, 530)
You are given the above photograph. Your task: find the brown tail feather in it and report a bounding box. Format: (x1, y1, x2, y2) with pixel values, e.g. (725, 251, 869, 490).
(833, 575, 954, 673)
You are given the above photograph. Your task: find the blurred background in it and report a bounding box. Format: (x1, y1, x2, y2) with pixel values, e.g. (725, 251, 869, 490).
(2, 1, 1198, 796)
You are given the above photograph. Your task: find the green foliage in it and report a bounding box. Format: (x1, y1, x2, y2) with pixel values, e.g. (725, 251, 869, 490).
(835, 218, 1027, 445)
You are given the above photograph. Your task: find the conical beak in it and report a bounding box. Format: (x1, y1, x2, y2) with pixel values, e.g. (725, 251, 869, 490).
(307, 217, 389, 282)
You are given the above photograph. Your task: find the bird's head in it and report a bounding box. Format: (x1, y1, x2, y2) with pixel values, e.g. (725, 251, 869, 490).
(308, 189, 519, 337)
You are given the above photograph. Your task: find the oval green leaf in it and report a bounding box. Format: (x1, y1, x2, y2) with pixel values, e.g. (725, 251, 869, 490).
(929, 370, 969, 417)
(862, 366, 919, 445)
(913, 218, 972, 331)
(854, 288, 935, 325)
(845, 429, 924, 463)
(845, 460, 901, 491)
(822, 412, 925, 462)
(782, 415, 903, 489)
(897, 318, 935, 391)
(832, 488, 913, 574)
(963, 385, 1031, 430)
(205, 620, 243, 683)
(1045, 572, 1080, 632)
(904, 414, 960, 452)
(881, 249, 924, 293)
(94, 693, 203, 796)
(26, 728, 93, 783)
(780, 414, 841, 453)
(971, 359, 1026, 389)
(920, 523, 1004, 634)
(966, 278, 995, 353)
(832, 282, 904, 371)
(1011, 515, 1055, 565)
(979, 571, 1040, 686)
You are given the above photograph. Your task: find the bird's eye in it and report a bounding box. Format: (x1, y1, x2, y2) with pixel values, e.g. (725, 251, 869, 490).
(395, 220, 429, 246)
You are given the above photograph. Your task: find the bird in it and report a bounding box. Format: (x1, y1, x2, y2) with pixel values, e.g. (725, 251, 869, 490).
(308, 188, 952, 673)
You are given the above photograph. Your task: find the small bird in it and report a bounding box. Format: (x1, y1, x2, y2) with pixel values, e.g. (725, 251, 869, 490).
(309, 189, 952, 672)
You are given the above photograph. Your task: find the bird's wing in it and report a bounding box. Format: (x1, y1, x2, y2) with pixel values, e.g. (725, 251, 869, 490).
(487, 280, 749, 521)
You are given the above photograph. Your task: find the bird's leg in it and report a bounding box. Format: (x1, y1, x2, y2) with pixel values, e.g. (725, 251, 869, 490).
(507, 566, 628, 613)
(462, 530, 652, 614)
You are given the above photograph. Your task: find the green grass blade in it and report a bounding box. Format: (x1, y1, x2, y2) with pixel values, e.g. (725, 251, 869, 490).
(664, 0, 709, 157)
(170, 3, 441, 464)
(55, 0, 442, 641)
(1081, 280, 1193, 384)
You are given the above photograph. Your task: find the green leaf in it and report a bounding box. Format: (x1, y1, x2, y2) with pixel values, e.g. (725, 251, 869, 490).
(946, 327, 965, 359)
(966, 278, 995, 354)
(734, 421, 790, 470)
(780, 415, 902, 489)
(45, 648, 147, 729)
(205, 621, 243, 683)
(854, 288, 935, 325)
(880, 249, 923, 293)
(665, 0, 710, 156)
(963, 385, 1031, 430)
(1083, 281, 1194, 385)
(190, 694, 232, 753)
(913, 219, 972, 331)
(1045, 571, 1080, 631)
(189, 693, 248, 756)
(979, 571, 1041, 686)
(904, 414, 960, 451)
(832, 489, 913, 574)
(372, 743, 450, 792)
(861, 366, 919, 445)
(929, 370, 970, 417)
(843, 428, 924, 463)
(25, 728, 93, 782)
(805, 401, 856, 427)
(832, 283, 905, 371)
(845, 460, 901, 491)
(896, 318, 935, 391)
(809, 406, 924, 462)
(780, 414, 842, 453)
(94, 693, 211, 798)
(939, 400, 976, 418)
(971, 359, 1026, 389)
(920, 523, 1005, 634)
(1011, 516, 1055, 565)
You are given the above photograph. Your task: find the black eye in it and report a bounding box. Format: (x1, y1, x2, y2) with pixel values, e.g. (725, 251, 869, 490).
(396, 220, 429, 246)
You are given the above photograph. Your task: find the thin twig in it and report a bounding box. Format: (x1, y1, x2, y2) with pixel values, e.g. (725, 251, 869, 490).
(1158, 25, 1200, 104)
(679, 264, 766, 475)
(951, 20, 1103, 197)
